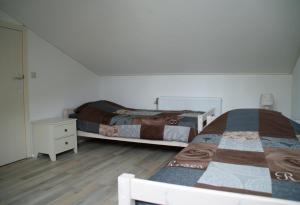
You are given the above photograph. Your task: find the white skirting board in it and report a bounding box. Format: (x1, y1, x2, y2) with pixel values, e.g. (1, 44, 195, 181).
(118, 174, 300, 205)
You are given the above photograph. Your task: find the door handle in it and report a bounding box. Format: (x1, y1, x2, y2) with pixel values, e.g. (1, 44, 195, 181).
(14, 74, 24, 80)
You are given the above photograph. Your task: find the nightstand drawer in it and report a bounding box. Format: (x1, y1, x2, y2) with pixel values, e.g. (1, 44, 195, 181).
(53, 123, 76, 139)
(55, 135, 75, 154)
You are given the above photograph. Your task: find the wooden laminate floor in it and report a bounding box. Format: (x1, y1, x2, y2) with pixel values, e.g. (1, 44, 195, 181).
(0, 138, 180, 205)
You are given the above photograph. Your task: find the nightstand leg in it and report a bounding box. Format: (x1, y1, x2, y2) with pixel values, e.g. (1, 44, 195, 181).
(49, 153, 56, 161)
(74, 146, 78, 154)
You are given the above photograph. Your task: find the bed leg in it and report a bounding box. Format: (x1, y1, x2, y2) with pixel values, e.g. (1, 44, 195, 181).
(118, 173, 135, 205)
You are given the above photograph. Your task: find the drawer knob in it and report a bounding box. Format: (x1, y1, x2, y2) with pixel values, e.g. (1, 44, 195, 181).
(64, 129, 68, 132)
(65, 142, 68, 145)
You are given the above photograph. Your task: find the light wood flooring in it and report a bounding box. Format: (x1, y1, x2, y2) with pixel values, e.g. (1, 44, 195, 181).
(0, 138, 180, 205)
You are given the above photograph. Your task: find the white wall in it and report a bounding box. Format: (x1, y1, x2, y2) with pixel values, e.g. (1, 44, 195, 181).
(27, 30, 101, 121)
(0, 10, 101, 121)
(99, 75, 292, 117)
(292, 56, 300, 120)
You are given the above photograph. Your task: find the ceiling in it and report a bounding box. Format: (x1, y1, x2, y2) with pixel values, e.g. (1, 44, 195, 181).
(1, 0, 300, 75)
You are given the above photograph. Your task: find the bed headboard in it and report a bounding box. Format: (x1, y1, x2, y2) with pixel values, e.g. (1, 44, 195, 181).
(157, 96, 222, 116)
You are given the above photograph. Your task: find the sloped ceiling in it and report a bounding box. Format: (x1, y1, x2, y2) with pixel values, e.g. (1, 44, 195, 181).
(1, 0, 300, 75)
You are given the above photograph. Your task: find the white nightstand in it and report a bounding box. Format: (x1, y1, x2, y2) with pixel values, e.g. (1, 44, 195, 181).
(32, 118, 77, 161)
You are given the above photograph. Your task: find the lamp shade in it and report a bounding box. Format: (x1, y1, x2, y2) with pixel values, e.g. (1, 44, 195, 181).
(260, 93, 274, 106)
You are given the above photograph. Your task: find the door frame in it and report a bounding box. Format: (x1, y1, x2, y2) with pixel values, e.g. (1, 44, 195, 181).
(0, 20, 32, 158)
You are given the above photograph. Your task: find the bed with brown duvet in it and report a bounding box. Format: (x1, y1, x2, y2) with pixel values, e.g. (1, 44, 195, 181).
(70, 100, 203, 143)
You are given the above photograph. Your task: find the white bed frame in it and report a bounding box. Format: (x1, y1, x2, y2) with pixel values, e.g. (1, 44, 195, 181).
(118, 173, 300, 205)
(64, 97, 220, 148)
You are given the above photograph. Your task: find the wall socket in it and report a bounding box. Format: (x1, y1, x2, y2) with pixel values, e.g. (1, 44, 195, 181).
(31, 72, 37, 79)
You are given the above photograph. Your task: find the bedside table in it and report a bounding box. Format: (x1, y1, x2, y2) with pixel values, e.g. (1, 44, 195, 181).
(32, 118, 77, 161)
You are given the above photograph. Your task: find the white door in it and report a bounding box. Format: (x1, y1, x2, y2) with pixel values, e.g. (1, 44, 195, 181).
(0, 25, 27, 166)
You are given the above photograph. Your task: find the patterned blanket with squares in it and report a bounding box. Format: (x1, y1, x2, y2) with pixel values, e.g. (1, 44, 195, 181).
(72, 100, 200, 143)
(165, 109, 300, 201)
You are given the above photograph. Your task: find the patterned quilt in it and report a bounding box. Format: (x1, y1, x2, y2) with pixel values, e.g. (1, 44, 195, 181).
(72, 100, 200, 143)
(137, 109, 300, 204)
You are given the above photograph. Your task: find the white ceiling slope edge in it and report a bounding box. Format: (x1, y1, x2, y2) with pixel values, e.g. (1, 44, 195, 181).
(0, 0, 300, 76)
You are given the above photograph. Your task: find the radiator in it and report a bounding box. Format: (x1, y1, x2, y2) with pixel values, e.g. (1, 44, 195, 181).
(157, 96, 222, 116)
